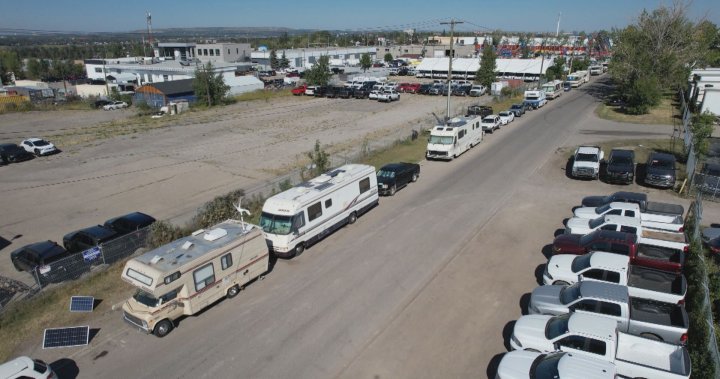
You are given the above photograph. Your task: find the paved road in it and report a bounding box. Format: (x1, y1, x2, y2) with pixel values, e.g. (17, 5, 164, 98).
(36, 78, 688, 378)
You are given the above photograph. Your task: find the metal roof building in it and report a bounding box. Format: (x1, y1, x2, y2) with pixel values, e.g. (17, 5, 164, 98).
(415, 57, 555, 80)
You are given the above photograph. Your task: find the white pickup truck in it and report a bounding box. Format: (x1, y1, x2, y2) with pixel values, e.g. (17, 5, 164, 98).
(565, 214, 683, 234)
(543, 251, 687, 304)
(573, 201, 684, 226)
(571, 146, 604, 179)
(510, 313, 691, 379)
(496, 350, 616, 379)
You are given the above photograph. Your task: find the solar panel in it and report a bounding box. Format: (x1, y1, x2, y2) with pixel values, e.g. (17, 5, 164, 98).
(69, 296, 94, 312)
(43, 326, 90, 349)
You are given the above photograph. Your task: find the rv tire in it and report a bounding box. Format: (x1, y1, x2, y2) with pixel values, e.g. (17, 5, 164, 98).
(294, 243, 305, 256)
(153, 319, 173, 338)
(227, 285, 240, 299)
(348, 212, 358, 224)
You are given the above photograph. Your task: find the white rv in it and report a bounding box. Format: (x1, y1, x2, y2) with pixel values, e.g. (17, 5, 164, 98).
(541, 80, 563, 100)
(260, 164, 379, 258)
(121, 219, 269, 337)
(567, 70, 590, 88)
(589, 65, 604, 76)
(523, 89, 547, 109)
(426, 115, 485, 160)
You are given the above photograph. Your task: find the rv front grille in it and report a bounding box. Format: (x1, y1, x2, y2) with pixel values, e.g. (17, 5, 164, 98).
(123, 311, 148, 331)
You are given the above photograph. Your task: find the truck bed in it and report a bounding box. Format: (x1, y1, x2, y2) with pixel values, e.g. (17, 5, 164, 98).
(636, 244, 684, 263)
(616, 332, 691, 377)
(627, 266, 686, 296)
(629, 298, 688, 328)
(645, 202, 684, 217)
(641, 229, 687, 243)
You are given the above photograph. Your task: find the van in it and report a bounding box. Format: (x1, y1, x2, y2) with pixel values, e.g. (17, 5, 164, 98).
(0, 357, 55, 379)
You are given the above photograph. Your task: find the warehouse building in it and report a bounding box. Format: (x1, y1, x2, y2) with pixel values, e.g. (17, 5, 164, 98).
(251, 46, 376, 69)
(415, 57, 555, 81)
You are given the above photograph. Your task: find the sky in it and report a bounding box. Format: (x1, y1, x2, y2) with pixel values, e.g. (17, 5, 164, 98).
(0, 0, 718, 34)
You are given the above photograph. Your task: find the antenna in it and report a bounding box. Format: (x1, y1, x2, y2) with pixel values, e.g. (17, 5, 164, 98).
(146, 11, 154, 49)
(234, 198, 252, 230)
(556, 12, 562, 37)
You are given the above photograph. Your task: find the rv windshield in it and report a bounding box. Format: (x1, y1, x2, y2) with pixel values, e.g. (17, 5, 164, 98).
(259, 212, 293, 235)
(428, 135, 454, 145)
(133, 289, 160, 308)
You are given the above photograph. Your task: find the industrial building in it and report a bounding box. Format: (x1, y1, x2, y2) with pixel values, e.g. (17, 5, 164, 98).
(154, 42, 251, 63)
(415, 57, 555, 81)
(251, 46, 376, 69)
(133, 79, 196, 108)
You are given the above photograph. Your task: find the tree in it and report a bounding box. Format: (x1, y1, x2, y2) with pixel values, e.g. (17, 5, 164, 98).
(475, 44, 497, 89)
(269, 49, 279, 70)
(26, 58, 44, 80)
(193, 63, 230, 107)
(383, 53, 393, 63)
(279, 52, 290, 69)
(696, 20, 720, 67)
(304, 55, 331, 86)
(545, 57, 566, 81)
(359, 53, 372, 72)
(571, 57, 590, 72)
(306, 140, 329, 177)
(690, 112, 716, 157)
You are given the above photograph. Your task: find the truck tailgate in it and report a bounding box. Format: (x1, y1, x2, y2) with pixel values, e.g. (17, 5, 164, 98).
(646, 202, 684, 217)
(616, 333, 690, 378)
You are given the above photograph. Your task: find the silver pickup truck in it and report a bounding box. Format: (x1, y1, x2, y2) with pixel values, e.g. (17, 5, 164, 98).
(528, 281, 688, 344)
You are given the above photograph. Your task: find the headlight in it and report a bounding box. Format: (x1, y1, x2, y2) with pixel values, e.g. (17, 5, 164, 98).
(142, 320, 148, 328)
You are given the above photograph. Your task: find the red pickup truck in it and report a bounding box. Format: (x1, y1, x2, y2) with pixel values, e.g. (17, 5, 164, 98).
(398, 83, 421, 93)
(552, 230, 686, 273)
(291, 85, 307, 95)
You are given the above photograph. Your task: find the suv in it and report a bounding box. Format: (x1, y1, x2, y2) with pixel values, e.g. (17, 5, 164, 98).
(644, 152, 676, 189)
(103, 212, 156, 235)
(0, 143, 34, 164)
(571, 146, 604, 180)
(509, 103, 526, 117)
(11, 241, 69, 273)
(63, 225, 119, 254)
(605, 149, 635, 184)
(481, 115, 502, 132)
(466, 105, 493, 118)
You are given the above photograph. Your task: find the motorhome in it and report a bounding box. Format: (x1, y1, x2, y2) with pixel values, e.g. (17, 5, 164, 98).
(523, 89, 547, 109)
(426, 115, 484, 160)
(541, 80, 564, 100)
(568, 70, 591, 87)
(260, 164, 379, 258)
(589, 65, 604, 76)
(121, 219, 269, 337)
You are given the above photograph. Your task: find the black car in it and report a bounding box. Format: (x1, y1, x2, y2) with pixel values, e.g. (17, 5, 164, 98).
(11, 241, 69, 273)
(335, 87, 352, 99)
(699, 163, 720, 195)
(313, 86, 328, 97)
(605, 149, 635, 184)
(63, 225, 119, 254)
(0, 143, 34, 164)
(509, 103, 526, 117)
(644, 152, 676, 189)
(451, 85, 471, 96)
(354, 87, 371, 99)
(103, 211, 156, 235)
(325, 86, 341, 98)
(376, 162, 420, 196)
(466, 105, 494, 118)
(418, 83, 433, 95)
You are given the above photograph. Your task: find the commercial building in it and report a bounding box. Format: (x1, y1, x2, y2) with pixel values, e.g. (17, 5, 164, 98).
(133, 79, 196, 108)
(251, 46, 376, 69)
(195, 43, 251, 64)
(415, 57, 555, 81)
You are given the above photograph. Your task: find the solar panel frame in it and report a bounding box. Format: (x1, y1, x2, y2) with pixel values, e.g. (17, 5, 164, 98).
(69, 296, 95, 312)
(42, 326, 90, 349)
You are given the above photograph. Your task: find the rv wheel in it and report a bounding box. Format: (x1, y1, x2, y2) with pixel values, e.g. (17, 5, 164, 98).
(227, 285, 240, 299)
(153, 319, 173, 338)
(294, 243, 305, 256)
(348, 212, 358, 224)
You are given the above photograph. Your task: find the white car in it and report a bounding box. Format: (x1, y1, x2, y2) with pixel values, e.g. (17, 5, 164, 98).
(304, 86, 318, 96)
(496, 350, 616, 379)
(0, 356, 56, 379)
(498, 111, 515, 125)
(377, 90, 400, 102)
(368, 90, 381, 100)
(20, 138, 58, 156)
(103, 101, 128, 110)
(481, 115, 502, 132)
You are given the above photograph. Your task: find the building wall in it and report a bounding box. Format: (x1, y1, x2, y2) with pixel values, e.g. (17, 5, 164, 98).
(251, 47, 376, 69)
(196, 43, 251, 63)
(377, 44, 477, 59)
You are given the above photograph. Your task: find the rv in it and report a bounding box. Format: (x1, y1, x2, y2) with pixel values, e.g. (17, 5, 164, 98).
(426, 115, 485, 160)
(121, 219, 269, 337)
(541, 80, 564, 100)
(524, 89, 548, 109)
(260, 164, 379, 258)
(589, 65, 604, 76)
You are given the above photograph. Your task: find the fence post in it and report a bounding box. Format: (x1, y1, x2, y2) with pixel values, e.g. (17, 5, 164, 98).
(31, 267, 42, 288)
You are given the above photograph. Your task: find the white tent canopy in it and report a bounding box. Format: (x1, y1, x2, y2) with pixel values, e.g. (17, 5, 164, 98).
(416, 57, 555, 78)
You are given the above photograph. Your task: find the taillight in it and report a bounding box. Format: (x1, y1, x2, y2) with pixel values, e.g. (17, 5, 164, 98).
(678, 299, 685, 305)
(679, 226, 684, 232)
(681, 333, 688, 344)
(684, 245, 689, 252)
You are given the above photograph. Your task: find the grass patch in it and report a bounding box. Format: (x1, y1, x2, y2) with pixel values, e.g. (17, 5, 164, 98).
(233, 89, 293, 102)
(490, 94, 524, 113)
(359, 135, 428, 168)
(0, 262, 133, 361)
(595, 97, 676, 125)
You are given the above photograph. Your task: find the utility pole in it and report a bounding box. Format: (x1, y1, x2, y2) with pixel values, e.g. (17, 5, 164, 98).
(537, 36, 546, 86)
(440, 19, 463, 122)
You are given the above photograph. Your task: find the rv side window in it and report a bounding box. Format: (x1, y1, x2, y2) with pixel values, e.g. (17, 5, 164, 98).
(164, 271, 181, 285)
(221, 253, 233, 270)
(308, 202, 323, 222)
(292, 213, 306, 231)
(359, 177, 371, 194)
(127, 268, 153, 286)
(193, 263, 215, 291)
(325, 199, 333, 208)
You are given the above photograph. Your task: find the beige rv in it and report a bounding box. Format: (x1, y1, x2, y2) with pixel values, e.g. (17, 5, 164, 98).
(121, 219, 268, 337)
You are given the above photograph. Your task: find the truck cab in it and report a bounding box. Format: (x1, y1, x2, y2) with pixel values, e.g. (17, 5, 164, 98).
(571, 146, 604, 180)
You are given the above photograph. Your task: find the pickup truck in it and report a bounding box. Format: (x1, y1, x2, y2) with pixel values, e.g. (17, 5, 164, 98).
(552, 230, 686, 273)
(543, 251, 687, 304)
(565, 214, 684, 235)
(645, 152, 677, 189)
(377, 90, 400, 102)
(496, 350, 616, 379)
(581, 191, 684, 217)
(528, 281, 689, 344)
(571, 146, 603, 180)
(604, 149, 635, 184)
(510, 313, 690, 379)
(466, 105, 493, 118)
(481, 115, 502, 132)
(573, 202, 683, 226)
(468, 85, 486, 97)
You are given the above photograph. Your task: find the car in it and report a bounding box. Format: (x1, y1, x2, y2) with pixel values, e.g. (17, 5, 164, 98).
(353, 87, 372, 99)
(563, 81, 572, 91)
(304, 86, 318, 96)
(605, 149, 635, 184)
(376, 162, 420, 196)
(103, 211, 156, 235)
(0, 143, 34, 164)
(20, 138, 58, 156)
(509, 103, 526, 117)
(451, 85, 470, 96)
(291, 85, 308, 95)
(10, 241, 69, 273)
(0, 356, 56, 379)
(498, 111, 515, 125)
(313, 86, 328, 97)
(418, 83, 433, 95)
(63, 225, 119, 254)
(335, 87, 352, 99)
(466, 105, 493, 118)
(325, 86, 341, 98)
(481, 115, 502, 132)
(469, 85, 486, 97)
(103, 101, 128, 110)
(368, 90, 381, 100)
(644, 152, 676, 189)
(93, 99, 112, 109)
(377, 90, 400, 102)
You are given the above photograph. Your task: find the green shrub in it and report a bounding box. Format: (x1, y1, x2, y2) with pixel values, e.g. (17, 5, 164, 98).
(146, 220, 189, 249)
(191, 189, 246, 229)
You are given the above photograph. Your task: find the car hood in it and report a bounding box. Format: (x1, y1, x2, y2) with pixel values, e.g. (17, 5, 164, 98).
(581, 196, 606, 207)
(647, 167, 674, 177)
(546, 255, 578, 284)
(565, 217, 591, 234)
(573, 207, 599, 219)
(512, 315, 554, 351)
(702, 227, 720, 243)
(496, 350, 540, 378)
(573, 161, 598, 169)
(530, 285, 567, 315)
(552, 234, 583, 254)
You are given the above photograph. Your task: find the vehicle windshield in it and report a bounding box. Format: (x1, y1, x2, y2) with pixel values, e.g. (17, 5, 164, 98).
(526, 95, 539, 100)
(588, 216, 605, 229)
(545, 314, 571, 339)
(559, 283, 581, 304)
(649, 159, 674, 169)
(259, 212, 293, 235)
(499, 112, 510, 116)
(595, 204, 611, 214)
(133, 289, 160, 308)
(576, 153, 599, 162)
(571, 254, 593, 273)
(33, 140, 49, 146)
(530, 353, 563, 379)
(579, 230, 599, 246)
(482, 117, 495, 123)
(377, 170, 396, 178)
(511, 105, 521, 109)
(611, 155, 633, 164)
(429, 135, 454, 145)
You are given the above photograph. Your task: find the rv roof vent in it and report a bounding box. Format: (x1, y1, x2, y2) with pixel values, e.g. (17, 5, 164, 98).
(204, 228, 228, 241)
(191, 229, 205, 236)
(182, 241, 194, 250)
(150, 255, 163, 264)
